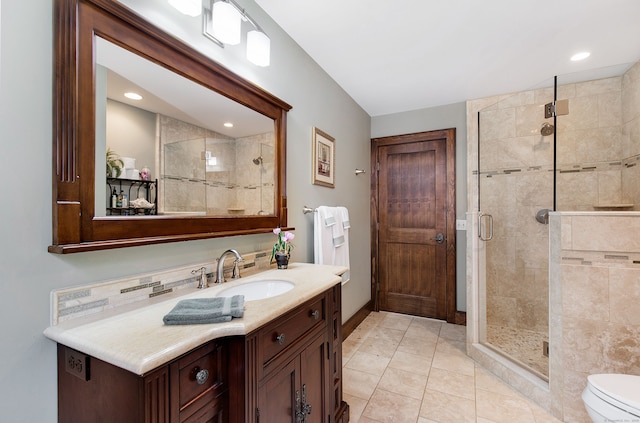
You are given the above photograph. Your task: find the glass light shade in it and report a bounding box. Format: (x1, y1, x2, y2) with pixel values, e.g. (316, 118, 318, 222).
(168, 0, 201, 17)
(211, 1, 242, 45)
(247, 30, 270, 67)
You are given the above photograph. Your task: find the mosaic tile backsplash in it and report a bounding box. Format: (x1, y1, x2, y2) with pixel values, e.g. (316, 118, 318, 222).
(50, 249, 272, 325)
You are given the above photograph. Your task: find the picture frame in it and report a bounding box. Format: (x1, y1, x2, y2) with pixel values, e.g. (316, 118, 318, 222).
(312, 127, 335, 188)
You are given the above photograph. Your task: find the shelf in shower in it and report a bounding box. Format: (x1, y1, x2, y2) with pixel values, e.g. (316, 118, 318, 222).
(593, 203, 634, 209)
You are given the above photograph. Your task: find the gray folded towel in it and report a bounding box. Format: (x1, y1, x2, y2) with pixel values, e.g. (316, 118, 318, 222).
(163, 295, 244, 325)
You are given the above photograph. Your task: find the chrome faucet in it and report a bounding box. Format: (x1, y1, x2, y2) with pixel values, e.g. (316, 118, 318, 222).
(215, 249, 243, 284)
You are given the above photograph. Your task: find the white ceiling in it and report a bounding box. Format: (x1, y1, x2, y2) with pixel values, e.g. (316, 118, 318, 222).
(255, 0, 640, 117)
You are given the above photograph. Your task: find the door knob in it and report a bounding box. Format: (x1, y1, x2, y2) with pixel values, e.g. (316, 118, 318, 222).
(430, 233, 444, 244)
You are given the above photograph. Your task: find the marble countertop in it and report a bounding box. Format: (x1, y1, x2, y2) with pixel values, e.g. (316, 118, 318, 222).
(44, 263, 346, 375)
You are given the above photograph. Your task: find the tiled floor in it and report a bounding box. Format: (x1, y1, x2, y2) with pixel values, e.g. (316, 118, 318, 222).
(342, 311, 564, 423)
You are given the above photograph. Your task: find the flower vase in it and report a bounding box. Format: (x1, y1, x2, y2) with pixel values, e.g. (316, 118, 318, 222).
(275, 253, 289, 269)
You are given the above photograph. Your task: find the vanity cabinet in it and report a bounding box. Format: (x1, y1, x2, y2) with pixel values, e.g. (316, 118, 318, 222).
(258, 331, 329, 422)
(57, 339, 229, 423)
(56, 284, 347, 423)
(254, 292, 330, 422)
(247, 284, 348, 422)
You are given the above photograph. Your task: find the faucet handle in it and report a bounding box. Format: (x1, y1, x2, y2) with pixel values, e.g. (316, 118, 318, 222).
(231, 259, 242, 279)
(191, 266, 208, 289)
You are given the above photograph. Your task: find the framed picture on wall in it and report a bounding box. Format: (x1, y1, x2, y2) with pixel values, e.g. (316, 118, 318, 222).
(312, 127, 335, 188)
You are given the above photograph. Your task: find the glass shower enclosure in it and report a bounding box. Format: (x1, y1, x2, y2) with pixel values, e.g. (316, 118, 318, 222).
(476, 61, 637, 379)
(477, 84, 555, 378)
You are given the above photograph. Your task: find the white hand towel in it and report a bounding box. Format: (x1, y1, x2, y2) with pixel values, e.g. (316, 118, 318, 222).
(315, 206, 335, 265)
(335, 206, 350, 283)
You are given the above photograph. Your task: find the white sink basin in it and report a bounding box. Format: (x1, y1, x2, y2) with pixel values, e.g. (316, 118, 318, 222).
(217, 279, 295, 301)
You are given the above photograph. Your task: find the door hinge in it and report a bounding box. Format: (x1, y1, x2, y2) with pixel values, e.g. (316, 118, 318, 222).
(376, 162, 380, 172)
(544, 99, 569, 118)
(256, 407, 260, 422)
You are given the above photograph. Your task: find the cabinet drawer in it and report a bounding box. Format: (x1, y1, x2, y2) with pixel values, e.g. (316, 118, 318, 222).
(260, 294, 326, 365)
(171, 341, 226, 416)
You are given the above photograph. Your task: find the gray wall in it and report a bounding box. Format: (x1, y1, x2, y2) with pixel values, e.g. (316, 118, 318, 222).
(0, 1, 370, 421)
(106, 99, 157, 179)
(371, 102, 468, 311)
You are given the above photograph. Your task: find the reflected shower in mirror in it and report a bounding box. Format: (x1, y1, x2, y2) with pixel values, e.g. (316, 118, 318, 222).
(95, 37, 275, 217)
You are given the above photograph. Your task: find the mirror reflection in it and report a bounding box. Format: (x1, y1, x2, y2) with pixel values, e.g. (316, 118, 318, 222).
(95, 37, 275, 217)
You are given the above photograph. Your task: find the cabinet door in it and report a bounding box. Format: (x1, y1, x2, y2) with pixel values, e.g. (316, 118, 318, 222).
(182, 394, 226, 423)
(300, 332, 329, 423)
(258, 356, 300, 422)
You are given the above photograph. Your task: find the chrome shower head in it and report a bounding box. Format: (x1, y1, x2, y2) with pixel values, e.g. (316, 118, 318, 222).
(252, 156, 263, 165)
(541, 122, 555, 136)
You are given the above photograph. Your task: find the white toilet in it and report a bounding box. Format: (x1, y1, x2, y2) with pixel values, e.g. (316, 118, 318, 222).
(582, 373, 640, 422)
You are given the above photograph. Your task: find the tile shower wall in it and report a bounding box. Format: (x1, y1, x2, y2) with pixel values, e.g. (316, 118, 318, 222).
(549, 212, 640, 423)
(622, 61, 640, 209)
(477, 70, 638, 342)
(478, 88, 554, 345)
(555, 75, 626, 210)
(159, 115, 274, 215)
(50, 249, 272, 325)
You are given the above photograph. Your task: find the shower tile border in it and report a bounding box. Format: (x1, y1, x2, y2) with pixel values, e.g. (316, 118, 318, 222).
(561, 250, 640, 268)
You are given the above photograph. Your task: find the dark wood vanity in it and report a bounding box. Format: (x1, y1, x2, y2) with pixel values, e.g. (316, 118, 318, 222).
(57, 284, 348, 422)
(50, 1, 348, 420)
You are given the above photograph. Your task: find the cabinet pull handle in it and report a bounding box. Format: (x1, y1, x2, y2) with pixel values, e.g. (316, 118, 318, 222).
(195, 368, 209, 385)
(310, 310, 319, 320)
(295, 390, 303, 422)
(275, 333, 286, 345)
(302, 384, 312, 416)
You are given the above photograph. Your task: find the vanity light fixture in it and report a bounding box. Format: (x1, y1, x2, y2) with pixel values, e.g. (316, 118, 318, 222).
(571, 51, 591, 61)
(247, 30, 270, 67)
(223, 122, 234, 127)
(204, 0, 271, 67)
(124, 92, 143, 100)
(168, 0, 202, 17)
(211, 1, 242, 45)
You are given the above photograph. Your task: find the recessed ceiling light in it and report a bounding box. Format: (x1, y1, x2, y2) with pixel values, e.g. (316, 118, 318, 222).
(570, 52, 591, 61)
(224, 122, 234, 128)
(124, 92, 143, 100)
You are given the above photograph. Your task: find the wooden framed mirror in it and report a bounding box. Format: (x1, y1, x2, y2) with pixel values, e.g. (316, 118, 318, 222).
(51, 0, 291, 253)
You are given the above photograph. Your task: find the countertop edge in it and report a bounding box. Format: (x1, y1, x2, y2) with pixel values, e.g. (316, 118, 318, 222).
(44, 263, 347, 375)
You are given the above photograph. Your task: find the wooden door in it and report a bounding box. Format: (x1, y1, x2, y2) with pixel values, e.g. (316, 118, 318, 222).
(372, 129, 456, 322)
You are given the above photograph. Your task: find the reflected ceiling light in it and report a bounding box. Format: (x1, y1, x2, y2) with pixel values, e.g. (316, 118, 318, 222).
(571, 51, 591, 61)
(168, 0, 202, 17)
(211, 1, 242, 45)
(224, 122, 234, 127)
(203, 0, 271, 67)
(247, 30, 270, 67)
(124, 92, 143, 100)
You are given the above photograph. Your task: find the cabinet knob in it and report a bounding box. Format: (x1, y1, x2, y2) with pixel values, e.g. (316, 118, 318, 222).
(275, 333, 286, 345)
(195, 368, 209, 385)
(310, 310, 319, 320)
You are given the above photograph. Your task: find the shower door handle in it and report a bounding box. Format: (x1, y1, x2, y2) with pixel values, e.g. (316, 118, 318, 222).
(479, 213, 493, 241)
(430, 233, 444, 244)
